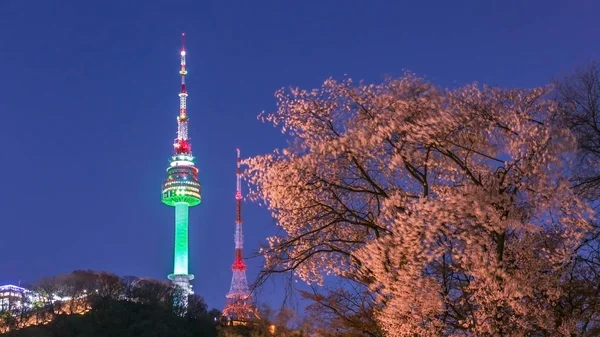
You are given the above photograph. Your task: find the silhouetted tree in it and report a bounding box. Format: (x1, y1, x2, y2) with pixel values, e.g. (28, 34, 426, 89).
(301, 280, 382, 337)
(554, 62, 600, 335)
(129, 278, 179, 308)
(95, 271, 124, 301)
(556, 61, 600, 200)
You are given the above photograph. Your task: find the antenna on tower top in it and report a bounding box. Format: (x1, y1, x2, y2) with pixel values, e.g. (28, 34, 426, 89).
(236, 149, 242, 200)
(174, 32, 189, 151)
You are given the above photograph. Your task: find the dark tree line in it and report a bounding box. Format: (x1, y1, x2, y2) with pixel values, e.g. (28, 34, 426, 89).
(0, 270, 313, 337)
(0, 270, 219, 337)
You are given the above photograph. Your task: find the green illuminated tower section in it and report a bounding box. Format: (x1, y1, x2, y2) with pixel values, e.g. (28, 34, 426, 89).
(161, 33, 201, 299)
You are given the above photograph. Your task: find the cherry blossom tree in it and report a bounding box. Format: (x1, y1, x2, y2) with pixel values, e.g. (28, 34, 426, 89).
(246, 73, 593, 336)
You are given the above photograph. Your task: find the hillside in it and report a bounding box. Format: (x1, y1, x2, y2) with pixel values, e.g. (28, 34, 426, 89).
(1, 298, 218, 337)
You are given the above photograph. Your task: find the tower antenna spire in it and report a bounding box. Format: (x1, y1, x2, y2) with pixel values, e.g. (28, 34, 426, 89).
(236, 148, 242, 223)
(174, 32, 190, 153)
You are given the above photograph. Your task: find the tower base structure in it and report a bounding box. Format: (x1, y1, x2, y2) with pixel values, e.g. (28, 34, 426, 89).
(222, 261, 259, 322)
(168, 273, 194, 308)
(222, 295, 259, 324)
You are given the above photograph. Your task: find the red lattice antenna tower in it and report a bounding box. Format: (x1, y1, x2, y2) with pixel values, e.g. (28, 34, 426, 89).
(222, 149, 259, 323)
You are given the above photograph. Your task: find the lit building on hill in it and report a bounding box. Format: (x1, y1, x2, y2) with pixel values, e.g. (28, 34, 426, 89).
(0, 285, 43, 312)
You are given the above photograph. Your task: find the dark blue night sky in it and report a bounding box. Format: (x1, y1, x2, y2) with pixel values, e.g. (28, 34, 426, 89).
(0, 0, 598, 310)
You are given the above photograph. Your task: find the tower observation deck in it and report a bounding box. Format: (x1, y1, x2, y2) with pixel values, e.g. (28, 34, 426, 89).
(161, 33, 201, 301)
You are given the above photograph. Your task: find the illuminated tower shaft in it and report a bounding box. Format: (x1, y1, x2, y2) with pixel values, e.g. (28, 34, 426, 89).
(161, 33, 201, 301)
(174, 202, 189, 275)
(223, 149, 258, 322)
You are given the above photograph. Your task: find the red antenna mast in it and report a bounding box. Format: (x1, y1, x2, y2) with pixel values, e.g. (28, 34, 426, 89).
(222, 149, 259, 323)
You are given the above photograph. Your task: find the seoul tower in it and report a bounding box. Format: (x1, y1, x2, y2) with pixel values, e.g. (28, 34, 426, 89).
(161, 33, 201, 299)
(222, 149, 258, 322)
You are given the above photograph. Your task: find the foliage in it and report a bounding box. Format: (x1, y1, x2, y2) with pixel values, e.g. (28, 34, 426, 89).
(246, 73, 594, 336)
(4, 299, 216, 337)
(301, 280, 382, 337)
(556, 61, 600, 200)
(218, 304, 310, 337)
(554, 62, 600, 335)
(0, 270, 218, 337)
